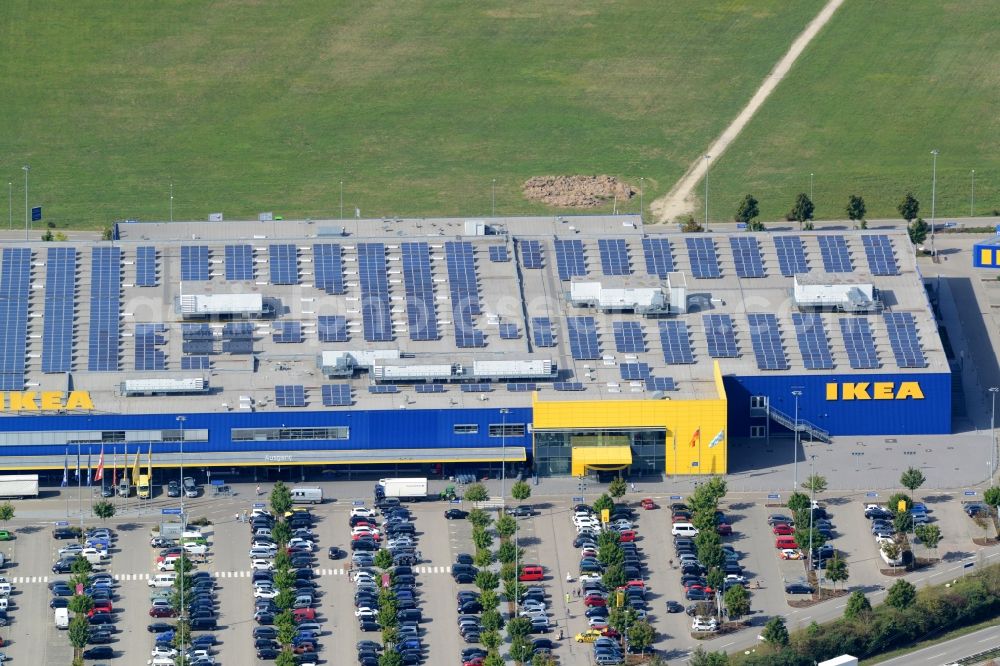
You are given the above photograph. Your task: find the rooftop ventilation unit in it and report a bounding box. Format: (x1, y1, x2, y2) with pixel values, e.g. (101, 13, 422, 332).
(793, 273, 878, 312)
(121, 378, 208, 396)
(568, 277, 668, 314)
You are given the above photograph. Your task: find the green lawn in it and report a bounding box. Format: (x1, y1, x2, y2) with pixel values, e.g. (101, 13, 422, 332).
(706, 0, 1000, 224)
(0, 1, 823, 229)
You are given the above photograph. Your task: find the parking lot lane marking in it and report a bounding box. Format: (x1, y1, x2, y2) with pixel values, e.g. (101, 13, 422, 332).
(929, 652, 947, 659)
(980, 636, 995, 643)
(720, 642, 735, 648)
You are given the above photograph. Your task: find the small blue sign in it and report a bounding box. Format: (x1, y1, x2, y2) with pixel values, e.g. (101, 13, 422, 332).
(995, 224, 1000, 237)
(964, 561, 975, 569)
(31, 206, 41, 222)
(736, 223, 747, 230)
(210, 479, 224, 486)
(353, 500, 365, 507)
(162, 508, 182, 515)
(866, 492, 878, 498)
(572, 496, 585, 503)
(55, 521, 69, 527)
(964, 490, 977, 496)
(252, 503, 266, 509)
(451, 498, 461, 504)
(767, 493, 780, 500)
(670, 495, 682, 500)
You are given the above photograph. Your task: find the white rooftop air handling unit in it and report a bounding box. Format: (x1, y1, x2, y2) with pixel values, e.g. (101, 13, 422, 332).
(793, 273, 875, 312)
(569, 277, 668, 314)
(464, 220, 489, 236)
(178, 293, 264, 318)
(373, 363, 454, 382)
(122, 378, 208, 396)
(472, 359, 555, 380)
(666, 272, 688, 314)
(319, 349, 401, 378)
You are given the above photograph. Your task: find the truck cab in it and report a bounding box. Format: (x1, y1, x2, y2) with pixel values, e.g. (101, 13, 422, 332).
(137, 475, 151, 499)
(117, 479, 131, 497)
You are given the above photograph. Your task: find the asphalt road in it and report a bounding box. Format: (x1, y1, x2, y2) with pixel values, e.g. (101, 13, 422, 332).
(878, 622, 1000, 666)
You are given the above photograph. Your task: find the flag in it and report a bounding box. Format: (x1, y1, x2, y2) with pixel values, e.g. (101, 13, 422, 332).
(75, 445, 81, 480)
(86, 448, 92, 487)
(708, 429, 725, 449)
(131, 447, 141, 485)
(94, 446, 105, 483)
(61, 448, 69, 488)
(112, 447, 118, 487)
(688, 428, 701, 448)
(147, 443, 152, 482)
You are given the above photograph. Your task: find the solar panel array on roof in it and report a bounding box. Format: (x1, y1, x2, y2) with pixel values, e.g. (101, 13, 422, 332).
(862, 235, 899, 275)
(520, 240, 544, 269)
(774, 236, 809, 276)
(0, 248, 31, 389)
(730, 236, 766, 278)
(658, 320, 695, 364)
(401, 242, 439, 341)
(313, 244, 345, 295)
(598, 238, 630, 276)
(553, 239, 587, 280)
(269, 244, 299, 285)
(182, 323, 213, 339)
(183, 341, 213, 355)
(498, 323, 519, 340)
(460, 383, 493, 393)
(368, 385, 399, 394)
(747, 313, 788, 370)
(818, 235, 853, 272)
(222, 322, 255, 338)
(645, 377, 677, 391)
(322, 384, 352, 406)
(357, 243, 393, 343)
(791, 313, 834, 370)
(221, 321, 254, 354)
(42, 247, 77, 374)
(415, 384, 446, 393)
(224, 244, 254, 281)
(180, 245, 209, 281)
(135, 246, 157, 287)
(703, 314, 739, 358)
(134, 323, 167, 371)
(273, 321, 303, 343)
(641, 237, 673, 278)
(884, 312, 926, 368)
(531, 317, 556, 348)
(87, 247, 122, 372)
(444, 241, 484, 348)
(180, 355, 210, 370)
(317, 315, 349, 343)
(507, 383, 537, 392)
(275, 385, 305, 407)
(567, 316, 600, 360)
(685, 237, 721, 278)
(488, 246, 509, 262)
(553, 382, 585, 391)
(619, 362, 651, 380)
(839, 317, 879, 369)
(612, 321, 645, 353)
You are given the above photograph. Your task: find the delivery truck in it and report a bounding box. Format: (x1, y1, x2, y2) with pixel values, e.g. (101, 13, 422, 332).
(0, 474, 39, 499)
(375, 478, 428, 502)
(137, 474, 151, 499)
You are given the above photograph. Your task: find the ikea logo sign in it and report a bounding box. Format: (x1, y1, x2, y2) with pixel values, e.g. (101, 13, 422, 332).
(825, 382, 924, 401)
(0, 391, 94, 411)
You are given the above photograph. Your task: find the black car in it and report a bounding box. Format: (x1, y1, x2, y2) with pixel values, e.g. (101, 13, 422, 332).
(785, 582, 815, 595)
(53, 527, 77, 540)
(167, 481, 182, 497)
(444, 509, 469, 520)
(88, 632, 114, 644)
(83, 646, 114, 659)
(327, 546, 345, 560)
(190, 617, 218, 630)
(458, 600, 482, 614)
(352, 539, 378, 552)
(359, 619, 380, 632)
(506, 505, 538, 517)
(257, 647, 280, 660)
(147, 622, 174, 633)
(665, 600, 684, 613)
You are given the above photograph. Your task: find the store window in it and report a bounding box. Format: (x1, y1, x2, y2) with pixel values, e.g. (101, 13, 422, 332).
(453, 424, 479, 435)
(750, 425, 765, 439)
(488, 424, 526, 438)
(750, 395, 768, 409)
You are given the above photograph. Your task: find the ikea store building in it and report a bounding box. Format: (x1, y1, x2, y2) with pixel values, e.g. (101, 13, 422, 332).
(0, 216, 950, 480)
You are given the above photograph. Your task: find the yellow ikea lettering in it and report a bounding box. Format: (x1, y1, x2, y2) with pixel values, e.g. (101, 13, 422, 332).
(9, 392, 38, 410)
(873, 383, 894, 399)
(2, 390, 94, 411)
(64, 391, 95, 410)
(825, 382, 924, 401)
(41, 391, 63, 410)
(842, 383, 870, 400)
(895, 382, 924, 400)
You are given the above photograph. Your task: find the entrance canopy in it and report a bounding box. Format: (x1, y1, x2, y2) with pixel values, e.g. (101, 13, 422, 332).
(571, 446, 633, 476)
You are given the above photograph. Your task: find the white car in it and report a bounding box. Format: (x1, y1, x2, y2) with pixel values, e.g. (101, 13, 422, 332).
(351, 508, 377, 518)
(183, 542, 207, 556)
(58, 544, 84, 557)
(248, 547, 277, 559)
(874, 535, 895, 546)
(150, 646, 178, 659)
(355, 607, 378, 618)
(579, 573, 602, 584)
(580, 548, 598, 559)
(148, 657, 176, 666)
(180, 529, 203, 540)
(586, 617, 607, 629)
(610, 519, 632, 530)
(573, 516, 599, 527)
(287, 538, 315, 551)
(351, 526, 378, 536)
(81, 547, 109, 561)
(253, 587, 279, 599)
(518, 608, 548, 620)
(251, 559, 274, 571)
(692, 618, 718, 632)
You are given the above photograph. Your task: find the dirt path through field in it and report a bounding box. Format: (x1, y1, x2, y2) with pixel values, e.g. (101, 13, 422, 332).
(650, 0, 845, 223)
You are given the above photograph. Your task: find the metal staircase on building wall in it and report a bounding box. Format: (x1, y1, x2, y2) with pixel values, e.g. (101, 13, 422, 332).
(767, 406, 831, 443)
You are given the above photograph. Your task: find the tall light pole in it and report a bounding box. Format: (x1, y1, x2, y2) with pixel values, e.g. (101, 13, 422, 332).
(990, 387, 998, 481)
(807, 455, 816, 573)
(704, 155, 711, 226)
(792, 390, 802, 491)
(22, 165, 29, 241)
(7, 181, 11, 230)
(340, 180, 344, 220)
(930, 149, 939, 255)
(169, 182, 174, 223)
(639, 177, 644, 222)
(176, 415, 187, 658)
(177, 416, 186, 514)
(971, 170, 976, 218)
(499, 408, 509, 508)
(810, 173, 814, 201)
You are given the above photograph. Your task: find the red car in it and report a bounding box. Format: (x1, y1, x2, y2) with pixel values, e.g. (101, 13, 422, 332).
(685, 583, 715, 595)
(89, 602, 113, 616)
(352, 532, 380, 541)
(584, 596, 607, 607)
(463, 659, 484, 666)
(641, 498, 656, 510)
(149, 606, 176, 618)
(623, 580, 645, 590)
(716, 523, 733, 536)
(618, 530, 637, 543)
(772, 523, 793, 536)
(671, 513, 691, 523)
(292, 608, 315, 623)
(601, 627, 620, 639)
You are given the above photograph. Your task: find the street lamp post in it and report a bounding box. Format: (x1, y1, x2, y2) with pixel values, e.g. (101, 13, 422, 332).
(704, 155, 711, 226)
(22, 165, 29, 241)
(492, 179, 496, 217)
(639, 177, 644, 222)
(169, 182, 174, 223)
(499, 408, 509, 508)
(176, 415, 187, 656)
(810, 173, 814, 201)
(990, 387, 998, 481)
(930, 149, 939, 255)
(792, 390, 802, 491)
(971, 170, 976, 218)
(808, 455, 816, 573)
(340, 181, 344, 220)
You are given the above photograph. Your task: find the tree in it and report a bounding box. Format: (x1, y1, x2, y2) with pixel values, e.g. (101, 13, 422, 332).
(468, 508, 492, 529)
(483, 653, 506, 666)
(597, 542, 624, 568)
(479, 589, 499, 612)
(608, 476, 627, 499)
(900, 467, 926, 493)
(496, 540, 522, 564)
(592, 493, 614, 516)
(801, 474, 827, 494)
(41, 230, 54, 242)
(464, 483, 489, 503)
(510, 480, 531, 502)
(172, 619, 191, 650)
(480, 609, 504, 632)
(984, 486, 1000, 514)
(887, 492, 913, 516)
(92, 500, 114, 522)
(705, 567, 725, 594)
(277, 619, 297, 647)
(790, 193, 815, 229)
(474, 548, 495, 567)
(504, 580, 526, 604)
(886, 579, 917, 609)
(735, 194, 760, 225)
(68, 594, 94, 615)
(893, 511, 914, 534)
(270, 481, 292, 516)
(747, 218, 766, 231)
(480, 629, 502, 651)
(509, 638, 534, 662)
(908, 217, 929, 246)
(506, 616, 531, 640)
(881, 541, 901, 567)
(472, 527, 493, 551)
(843, 590, 872, 620)
(761, 616, 790, 646)
(825, 554, 848, 589)
(679, 214, 704, 233)
(597, 529, 621, 549)
(724, 582, 750, 619)
(68, 614, 90, 651)
(628, 620, 656, 654)
(914, 524, 942, 552)
(70, 555, 93, 588)
(602, 563, 626, 590)
(271, 520, 292, 546)
(374, 548, 394, 571)
(531, 653, 559, 666)
(690, 647, 730, 666)
(496, 514, 517, 539)
(696, 532, 725, 571)
(381, 625, 399, 647)
(475, 570, 500, 592)
(0, 503, 14, 525)
(846, 195, 867, 228)
(377, 651, 403, 666)
(786, 491, 810, 513)
(275, 588, 296, 611)
(898, 192, 920, 223)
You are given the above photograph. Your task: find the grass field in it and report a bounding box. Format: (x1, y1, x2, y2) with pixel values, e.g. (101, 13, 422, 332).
(0, 1, 825, 229)
(705, 0, 1000, 224)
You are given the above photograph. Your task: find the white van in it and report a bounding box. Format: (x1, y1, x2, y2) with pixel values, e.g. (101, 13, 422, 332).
(54, 607, 69, 629)
(0, 598, 9, 611)
(183, 542, 207, 556)
(671, 522, 699, 537)
(148, 573, 177, 588)
(0, 582, 12, 597)
(290, 487, 323, 505)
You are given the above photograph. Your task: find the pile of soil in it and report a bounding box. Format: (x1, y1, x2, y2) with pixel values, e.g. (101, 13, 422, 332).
(522, 175, 634, 208)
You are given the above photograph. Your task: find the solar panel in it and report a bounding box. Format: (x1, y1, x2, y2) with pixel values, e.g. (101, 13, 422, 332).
(645, 377, 677, 391)
(273, 321, 303, 343)
(791, 313, 834, 370)
(598, 238, 630, 276)
(774, 236, 809, 276)
(317, 315, 349, 343)
(180, 355, 211, 370)
(182, 323, 213, 339)
(685, 237, 721, 278)
(818, 235, 853, 273)
(730, 236, 766, 278)
(222, 340, 254, 354)
(498, 323, 519, 340)
(553, 239, 587, 280)
(747, 313, 788, 370)
(368, 385, 399, 394)
(658, 320, 695, 364)
(134, 323, 167, 371)
(444, 241, 484, 348)
(520, 240, 544, 269)
(135, 246, 157, 286)
(269, 244, 299, 284)
(224, 244, 254, 281)
(488, 246, 509, 262)
(553, 382, 585, 391)
(619, 363, 651, 380)
(531, 317, 556, 348)
(401, 242, 439, 341)
(0, 248, 30, 389)
(42, 247, 77, 374)
(883, 312, 926, 368)
(321, 384, 352, 406)
(862, 235, 899, 276)
(839, 317, 880, 369)
(567, 316, 600, 360)
(703, 314, 739, 358)
(415, 384, 446, 393)
(274, 385, 306, 407)
(641, 237, 673, 278)
(460, 383, 493, 393)
(612, 321, 645, 353)
(87, 247, 122, 372)
(222, 322, 255, 338)
(182, 341, 214, 355)
(313, 244, 345, 295)
(506, 383, 537, 392)
(357, 243, 393, 342)
(180, 245, 209, 281)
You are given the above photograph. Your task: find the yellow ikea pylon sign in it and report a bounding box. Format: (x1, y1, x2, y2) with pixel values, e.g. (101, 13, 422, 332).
(825, 382, 924, 401)
(1, 391, 95, 411)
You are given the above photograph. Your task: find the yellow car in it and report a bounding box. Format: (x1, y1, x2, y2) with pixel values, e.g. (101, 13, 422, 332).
(575, 629, 602, 643)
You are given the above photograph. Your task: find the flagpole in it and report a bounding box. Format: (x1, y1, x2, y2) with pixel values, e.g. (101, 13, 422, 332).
(672, 430, 677, 478)
(698, 426, 703, 476)
(64, 447, 69, 518)
(89, 447, 94, 514)
(77, 442, 82, 528)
